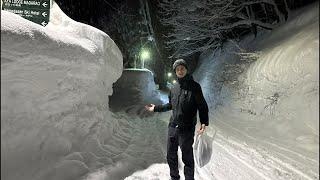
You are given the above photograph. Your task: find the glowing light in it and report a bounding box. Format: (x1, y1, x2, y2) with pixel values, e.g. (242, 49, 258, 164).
(140, 50, 150, 60)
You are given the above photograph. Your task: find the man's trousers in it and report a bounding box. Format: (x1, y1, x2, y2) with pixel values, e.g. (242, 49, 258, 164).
(167, 125, 195, 180)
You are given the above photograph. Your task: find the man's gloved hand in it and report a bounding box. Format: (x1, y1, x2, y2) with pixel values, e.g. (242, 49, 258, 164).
(145, 104, 155, 112)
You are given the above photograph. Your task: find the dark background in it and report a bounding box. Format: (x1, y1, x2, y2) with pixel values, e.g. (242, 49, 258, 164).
(55, 0, 317, 89)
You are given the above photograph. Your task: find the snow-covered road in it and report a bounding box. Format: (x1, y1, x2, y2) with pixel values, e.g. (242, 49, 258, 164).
(122, 108, 318, 180)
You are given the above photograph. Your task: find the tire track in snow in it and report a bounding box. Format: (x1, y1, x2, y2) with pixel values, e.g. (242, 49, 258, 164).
(213, 112, 317, 179)
(213, 135, 272, 180)
(217, 115, 316, 162)
(213, 109, 317, 163)
(218, 132, 316, 180)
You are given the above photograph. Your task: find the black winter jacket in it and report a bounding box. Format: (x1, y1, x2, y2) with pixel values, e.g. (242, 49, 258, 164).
(154, 74, 209, 130)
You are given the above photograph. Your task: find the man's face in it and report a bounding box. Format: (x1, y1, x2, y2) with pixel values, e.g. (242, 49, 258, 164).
(175, 65, 187, 78)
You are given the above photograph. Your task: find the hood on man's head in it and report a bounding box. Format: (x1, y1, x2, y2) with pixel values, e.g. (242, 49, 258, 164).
(172, 59, 188, 71)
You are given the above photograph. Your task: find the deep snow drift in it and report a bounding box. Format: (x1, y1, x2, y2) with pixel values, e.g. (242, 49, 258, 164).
(109, 68, 162, 113)
(1, 2, 169, 180)
(1, 2, 124, 180)
(196, 0, 318, 168)
(193, 2, 319, 179)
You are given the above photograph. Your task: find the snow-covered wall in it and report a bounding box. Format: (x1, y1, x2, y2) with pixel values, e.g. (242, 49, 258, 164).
(1, 2, 122, 180)
(193, 2, 319, 179)
(109, 68, 161, 111)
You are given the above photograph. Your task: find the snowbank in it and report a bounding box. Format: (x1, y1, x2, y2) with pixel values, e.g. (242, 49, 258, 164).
(109, 68, 161, 111)
(193, 2, 319, 179)
(1, 2, 123, 180)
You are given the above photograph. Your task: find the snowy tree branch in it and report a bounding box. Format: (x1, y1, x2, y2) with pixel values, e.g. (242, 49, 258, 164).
(158, 0, 288, 58)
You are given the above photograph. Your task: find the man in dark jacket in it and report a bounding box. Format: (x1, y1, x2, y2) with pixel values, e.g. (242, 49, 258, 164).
(145, 59, 209, 180)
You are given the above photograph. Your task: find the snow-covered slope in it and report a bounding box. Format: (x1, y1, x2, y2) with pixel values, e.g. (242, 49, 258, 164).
(193, 2, 319, 179)
(1, 2, 123, 180)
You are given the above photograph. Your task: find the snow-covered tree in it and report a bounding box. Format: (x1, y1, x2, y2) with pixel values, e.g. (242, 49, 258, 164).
(158, 0, 291, 58)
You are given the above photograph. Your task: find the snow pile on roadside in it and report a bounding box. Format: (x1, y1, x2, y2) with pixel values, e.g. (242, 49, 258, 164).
(1, 2, 122, 180)
(109, 68, 161, 111)
(194, 1, 319, 179)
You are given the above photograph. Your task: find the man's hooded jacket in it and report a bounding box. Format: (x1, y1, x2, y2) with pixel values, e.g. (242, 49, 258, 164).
(154, 74, 209, 130)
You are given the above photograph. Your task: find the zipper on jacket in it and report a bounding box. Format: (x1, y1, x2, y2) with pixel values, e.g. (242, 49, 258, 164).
(175, 87, 183, 125)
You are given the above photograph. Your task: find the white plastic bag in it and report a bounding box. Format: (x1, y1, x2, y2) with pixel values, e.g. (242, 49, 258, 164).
(193, 133, 213, 168)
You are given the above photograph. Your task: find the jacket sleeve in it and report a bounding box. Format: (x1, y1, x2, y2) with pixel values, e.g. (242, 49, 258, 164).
(154, 91, 172, 112)
(195, 84, 209, 126)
